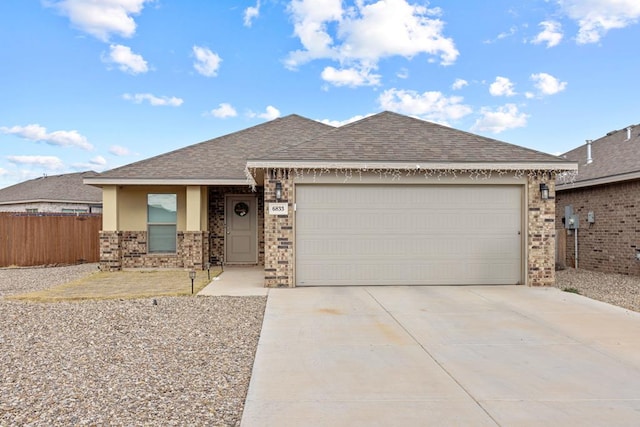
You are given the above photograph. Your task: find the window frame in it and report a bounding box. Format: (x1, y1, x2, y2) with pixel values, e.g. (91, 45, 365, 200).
(147, 193, 177, 254)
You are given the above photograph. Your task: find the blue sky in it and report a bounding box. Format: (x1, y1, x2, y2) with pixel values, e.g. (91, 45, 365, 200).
(1, 0, 639, 188)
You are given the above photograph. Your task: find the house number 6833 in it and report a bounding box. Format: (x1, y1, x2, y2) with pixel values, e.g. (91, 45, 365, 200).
(268, 203, 288, 215)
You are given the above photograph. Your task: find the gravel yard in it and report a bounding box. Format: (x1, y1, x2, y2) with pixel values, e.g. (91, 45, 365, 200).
(0, 264, 266, 426)
(555, 267, 640, 312)
(2, 264, 639, 426)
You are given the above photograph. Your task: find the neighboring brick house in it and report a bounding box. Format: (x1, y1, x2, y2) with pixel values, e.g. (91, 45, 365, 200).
(86, 111, 576, 287)
(556, 124, 640, 275)
(0, 171, 102, 213)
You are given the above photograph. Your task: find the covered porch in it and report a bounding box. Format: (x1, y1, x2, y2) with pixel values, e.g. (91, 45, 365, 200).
(98, 184, 266, 272)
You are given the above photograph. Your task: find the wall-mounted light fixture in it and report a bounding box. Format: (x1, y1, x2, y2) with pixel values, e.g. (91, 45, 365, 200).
(539, 183, 549, 200)
(275, 181, 282, 201)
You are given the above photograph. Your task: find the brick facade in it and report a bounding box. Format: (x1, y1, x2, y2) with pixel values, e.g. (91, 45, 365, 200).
(101, 173, 558, 286)
(208, 186, 264, 266)
(99, 231, 122, 271)
(261, 170, 558, 287)
(527, 175, 556, 286)
(100, 230, 209, 270)
(263, 169, 294, 287)
(556, 179, 640, 275)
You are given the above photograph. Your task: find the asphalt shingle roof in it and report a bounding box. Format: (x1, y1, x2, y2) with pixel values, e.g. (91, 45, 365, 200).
(0, 171, 102, 204)
(96, 115, 333, 181)
(560, 124, 640, 184)
(255, 111, 566, 164)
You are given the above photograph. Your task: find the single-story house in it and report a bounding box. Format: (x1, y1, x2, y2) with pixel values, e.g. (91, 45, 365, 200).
(85, 112, 576, 287)
(0, 171, 102, 213)
(556, 123, 640, 275)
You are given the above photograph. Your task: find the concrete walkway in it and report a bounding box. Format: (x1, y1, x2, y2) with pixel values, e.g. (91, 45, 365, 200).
(198, 266, 268, 297)
(241, 285, 640, 426)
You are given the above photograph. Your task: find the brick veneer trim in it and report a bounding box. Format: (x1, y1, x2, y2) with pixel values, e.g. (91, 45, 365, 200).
(262, 169, 557, 287)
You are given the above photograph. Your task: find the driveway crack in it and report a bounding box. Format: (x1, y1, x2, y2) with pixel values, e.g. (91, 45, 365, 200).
(364, 287, 502, 427)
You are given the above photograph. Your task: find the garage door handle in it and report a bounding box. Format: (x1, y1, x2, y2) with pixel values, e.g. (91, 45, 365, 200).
(518, 231, 521, 235)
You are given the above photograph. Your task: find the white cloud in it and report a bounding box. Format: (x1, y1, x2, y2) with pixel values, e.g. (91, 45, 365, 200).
(0, 168, 7, 177)
(531, 20, 563, 47)
(249, 106, 281, 121)
(558, 0, 640, 44)
(378, 88, 472, 124)
(192, 46, 222, 77)
(48, 0, 152, 41)
(73, 155, 108, 171)
(109, 145, 131, 156)
(396, 68, 409, 79)
(244, 1, 260, 27)
(531, 72, 567, 95)
(90, 155, 107, 166)
(320, 113, 373, 127)
(452, 78, 468, 90)
(484, 26, 518, 44)
(104, 44, 148, 74)
(286, 0, 458, 75)
(122, 93, 183, 106)
(489, 76, 516, 97)
(209, 103, 238, 119)
(471, 104, 529, 133)
(321, 65, 381, 87)
(6, 155, 65, 170)
(1, 124, 93, 150)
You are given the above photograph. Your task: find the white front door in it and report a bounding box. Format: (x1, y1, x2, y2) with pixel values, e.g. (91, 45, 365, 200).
(225, 195, 258, 264)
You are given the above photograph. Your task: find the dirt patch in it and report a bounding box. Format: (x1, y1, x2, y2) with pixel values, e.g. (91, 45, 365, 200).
(6, 269, 221, 302)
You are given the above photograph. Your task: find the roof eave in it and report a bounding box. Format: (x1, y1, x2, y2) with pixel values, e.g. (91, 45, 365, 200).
(83, 177, 250, 186)
(556, 170, 640, 191)
(246, 160, 578, 171)
(0, 199, 102, 205)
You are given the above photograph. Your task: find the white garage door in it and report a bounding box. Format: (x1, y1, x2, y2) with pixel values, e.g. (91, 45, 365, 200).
(295, 184, 522, 286)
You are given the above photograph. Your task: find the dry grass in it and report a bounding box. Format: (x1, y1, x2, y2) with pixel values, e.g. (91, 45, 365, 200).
(6, 268, 221, 302)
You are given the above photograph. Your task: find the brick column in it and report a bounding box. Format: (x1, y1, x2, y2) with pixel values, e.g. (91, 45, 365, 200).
(528, 174, 556, 286)
(181, 231, 207, 270)
(99, 231, 122, 271)
(264, 169, 294, 287)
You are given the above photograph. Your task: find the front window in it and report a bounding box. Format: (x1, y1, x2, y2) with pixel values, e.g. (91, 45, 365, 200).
(148, 194, 177, 253)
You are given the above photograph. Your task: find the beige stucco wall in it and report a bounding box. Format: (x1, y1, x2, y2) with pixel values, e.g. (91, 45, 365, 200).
(103, 185, 118, 231)
(185, 186, 208, 231)
(118, 186, 187, 231)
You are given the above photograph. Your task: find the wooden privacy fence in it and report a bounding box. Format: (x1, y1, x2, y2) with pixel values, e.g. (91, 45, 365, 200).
(0, 213, 102, 267)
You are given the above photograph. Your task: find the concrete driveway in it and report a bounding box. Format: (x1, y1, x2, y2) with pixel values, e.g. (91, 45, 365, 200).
(241, 286, 640, 426)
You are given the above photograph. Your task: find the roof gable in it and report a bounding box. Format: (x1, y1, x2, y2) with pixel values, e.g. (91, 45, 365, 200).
(93, 115, 333, 182)
(559, 124, 640, 186)
(0, 171, 102, 204)
(253, 111, 566, 164)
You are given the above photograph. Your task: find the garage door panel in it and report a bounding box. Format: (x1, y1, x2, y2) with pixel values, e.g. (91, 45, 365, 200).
(295, 185, 522, 286)
(296, 260, 520, 286)
(297, 235, 520, 259)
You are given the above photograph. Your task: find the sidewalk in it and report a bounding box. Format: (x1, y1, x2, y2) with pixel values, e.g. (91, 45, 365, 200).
(198, 266, 268, 297)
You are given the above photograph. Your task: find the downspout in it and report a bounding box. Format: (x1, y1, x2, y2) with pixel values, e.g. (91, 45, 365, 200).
(575, 228, 578, 269)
